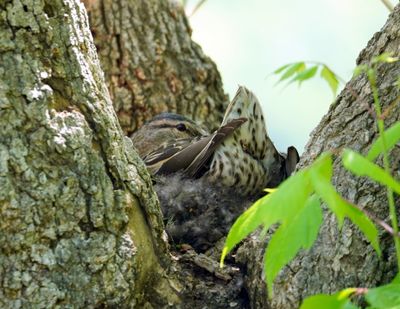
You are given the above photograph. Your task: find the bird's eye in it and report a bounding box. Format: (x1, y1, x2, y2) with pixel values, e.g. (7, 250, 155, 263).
(176, 123, 187, 131)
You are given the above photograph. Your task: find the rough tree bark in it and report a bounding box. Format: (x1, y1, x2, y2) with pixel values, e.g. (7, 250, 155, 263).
(86, 0, 228, 134)
(236, 6, 400, 309)
(0, 1, 178, 307)
(2, 0, 400, 308)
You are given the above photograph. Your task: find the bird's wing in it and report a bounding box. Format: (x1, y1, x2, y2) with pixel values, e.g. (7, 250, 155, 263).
(144, 138, 199, 174)
(145, 118, 247, 176)
(185, 118, 247, 177)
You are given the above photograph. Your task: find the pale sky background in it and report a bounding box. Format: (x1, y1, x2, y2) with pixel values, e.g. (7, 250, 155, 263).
(184, 0, 392, 153)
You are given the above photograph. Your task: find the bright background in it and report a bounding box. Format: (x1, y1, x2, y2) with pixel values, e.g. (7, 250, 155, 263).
(185, 0, 391, 153)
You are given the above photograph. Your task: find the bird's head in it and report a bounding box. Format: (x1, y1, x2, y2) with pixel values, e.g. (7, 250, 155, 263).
(131, 112, 208, 157)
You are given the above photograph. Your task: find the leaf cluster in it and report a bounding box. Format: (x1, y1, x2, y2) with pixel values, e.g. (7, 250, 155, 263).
(274, 62, 340, 96)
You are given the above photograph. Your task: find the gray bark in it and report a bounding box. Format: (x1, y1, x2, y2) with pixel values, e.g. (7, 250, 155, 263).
(237, 6, 400, 309)
(86, 0, 228, 134)
(0, 0, 178, 307)
(2, 0, 399, 308)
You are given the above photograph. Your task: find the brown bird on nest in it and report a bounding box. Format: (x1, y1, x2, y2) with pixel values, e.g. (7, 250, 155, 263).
(131, 86, 299, 196)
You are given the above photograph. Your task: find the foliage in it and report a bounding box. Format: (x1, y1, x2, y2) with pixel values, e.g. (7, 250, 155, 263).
(221, 54, 400, 307)
(273, 62, 341, 96)
(303, 275, 400, 309)
(300, 288, 359, 309)
(367, 122, 400, 160)
(221, 151, 382, 296)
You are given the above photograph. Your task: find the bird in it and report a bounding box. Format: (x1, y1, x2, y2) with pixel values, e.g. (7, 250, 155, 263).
(131, 86, 299, 196)
(130, 112, 209, 158)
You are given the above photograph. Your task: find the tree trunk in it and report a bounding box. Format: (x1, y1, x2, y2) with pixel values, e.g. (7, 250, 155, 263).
(236, 6, 400, 309)
(86, 0, 228, 135)
(0, 1, 178, 307)
(2, 0, 400, 308)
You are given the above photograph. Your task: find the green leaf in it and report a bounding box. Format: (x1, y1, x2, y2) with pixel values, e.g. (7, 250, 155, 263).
(301, 289, 358, 309)
(309, 152, 333, 181)
(291, 66, 318, 84)
(221, 169, 312, 266)
(273, 63, 292, 74)
(342, 149, 400, 195)
(367, 67, 376, 84)
(309, 152, 381, 256)
(220, 196, 271, 267)
(307, 153, 346, 224)
(392, 273, 400, 284)
(367, 122, 400, 161)
(353, 64, 368, 77)
(278, 62, 306, 82)
(372, 52, 399, 64)
(343, 302, 360, 309)
(265, 195, 322, 295)
(366, 283, 400, 308)
(321, 65, 339, 96)
(310, 170, 344, 227)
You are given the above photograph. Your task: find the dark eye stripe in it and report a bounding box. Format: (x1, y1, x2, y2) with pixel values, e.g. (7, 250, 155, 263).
(150, 124, 178, 129)
(149, 123, 188, 131)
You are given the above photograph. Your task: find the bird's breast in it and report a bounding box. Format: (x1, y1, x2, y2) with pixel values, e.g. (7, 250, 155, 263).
(206, 144, 269, 196)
